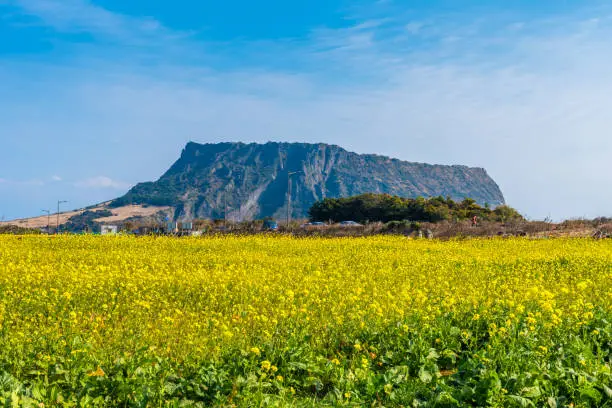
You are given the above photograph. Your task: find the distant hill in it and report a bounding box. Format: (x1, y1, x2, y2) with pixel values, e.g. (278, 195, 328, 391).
(111, 141, 505, 221)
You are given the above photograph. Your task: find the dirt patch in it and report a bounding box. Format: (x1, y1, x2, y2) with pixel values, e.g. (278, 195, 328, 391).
(0, 205, 170, 229)
(93, 205, 171, 223)
(0, 209, 97, 229)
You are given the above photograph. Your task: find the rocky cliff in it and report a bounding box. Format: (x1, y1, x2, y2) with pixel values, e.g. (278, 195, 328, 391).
(111, 142, 505, 220)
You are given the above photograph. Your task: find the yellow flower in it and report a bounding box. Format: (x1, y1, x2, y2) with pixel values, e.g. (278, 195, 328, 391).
(1, 234, 609, 403)
(87, 367, 105, 377)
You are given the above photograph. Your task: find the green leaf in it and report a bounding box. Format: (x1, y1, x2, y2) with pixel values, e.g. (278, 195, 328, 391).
(547, 397, 557, 408)
(10, 392, 19, 408)
(436, 391, 459, 406)
(579, 387, 602, 402)
(50, 386, 59, 403)
(507, 395, 535, 407)
(603, 385, 612, 398)
(521, 386, 541, 398)
(418, 367, 433, 384)
(412, 398, 425, 407)
(426, 349, 439, 361)
(31, 385, 44, 401)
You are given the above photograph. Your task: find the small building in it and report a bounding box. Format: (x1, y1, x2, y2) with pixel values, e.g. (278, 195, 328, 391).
(101, 225, 118, 235)
(166, 222, 178, 234)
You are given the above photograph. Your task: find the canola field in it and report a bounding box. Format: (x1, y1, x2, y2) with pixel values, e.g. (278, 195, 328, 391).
(0, 235, 610, 407)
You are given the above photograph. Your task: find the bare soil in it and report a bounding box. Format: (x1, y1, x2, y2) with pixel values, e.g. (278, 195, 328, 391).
(0, 205, 170, 229)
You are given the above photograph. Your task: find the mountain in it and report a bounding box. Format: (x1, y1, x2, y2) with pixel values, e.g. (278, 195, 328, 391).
(111, 142, 505, 221)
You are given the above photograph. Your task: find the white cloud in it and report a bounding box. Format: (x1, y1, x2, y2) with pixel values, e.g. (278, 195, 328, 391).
(74, 176, 130, 189)
(51, 175, 62, 181)
(311, 23, 377, 52)
(7, 0, 180, 45)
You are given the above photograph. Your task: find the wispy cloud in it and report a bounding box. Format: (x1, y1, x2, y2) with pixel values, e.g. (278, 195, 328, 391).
(74, 176, 130, 189)
(6, 0, 183, 45)
(51, 175, 62, 181)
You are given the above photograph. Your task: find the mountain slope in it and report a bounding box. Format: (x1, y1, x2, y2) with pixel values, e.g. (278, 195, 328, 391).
(111, 142, 505, 221)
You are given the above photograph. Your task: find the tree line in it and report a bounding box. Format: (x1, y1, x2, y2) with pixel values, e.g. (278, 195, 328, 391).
(308, 194, 523, 223)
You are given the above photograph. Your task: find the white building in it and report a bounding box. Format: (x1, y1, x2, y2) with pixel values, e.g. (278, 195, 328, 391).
(101, 225, 118, 235)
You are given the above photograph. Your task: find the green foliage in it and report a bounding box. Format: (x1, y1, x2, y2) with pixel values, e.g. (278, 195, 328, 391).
(0, 225, 42, 235)
(0, 311, 608, 406)
(63, 210, 113, 233)
(111, 181, 181, 208)
(309, 193, 523, 223)
(494, 205, 524, 222)
(382, 220, 422, 233)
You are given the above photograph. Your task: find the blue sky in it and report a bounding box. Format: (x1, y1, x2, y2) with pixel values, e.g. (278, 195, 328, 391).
(1, 0, 611, 221)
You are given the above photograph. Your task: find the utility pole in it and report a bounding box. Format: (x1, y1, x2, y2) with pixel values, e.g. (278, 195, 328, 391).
(224, 191, 228, 228)
(286, 171, 302, 227)
(42, 210, 51, 233)
(56, 200, 67, 233)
